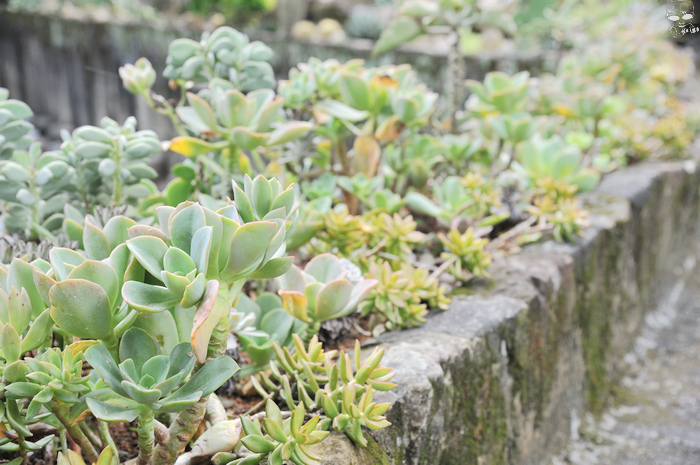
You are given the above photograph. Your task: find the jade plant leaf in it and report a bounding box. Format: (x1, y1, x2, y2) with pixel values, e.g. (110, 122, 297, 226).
(49, 279, 113, 339)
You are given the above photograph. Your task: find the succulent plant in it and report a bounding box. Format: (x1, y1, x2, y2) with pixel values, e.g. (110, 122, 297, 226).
(122, 200, 292, 362)
(406, 173, 505, 228)
(56, 447, 116, 465)
(465, 71, 531, 116)
(84, 328, 238, 464)
(119, 57, 157, 97)
(58, 116, 162, 211)
(313, 205, 371, 257)
(278, 58, 360, 111)
(310, 64, 436, 178)
(514, 135, 600, 193)
(266, 337, 395, 446)
(0, 143, 74, 241)
(6, 345, 89, 406)
(277, 254, 377, 335)
(168, 78, 312, 173)
(528, 195, 589, 243)
(363, 212, 423, 266)
(358, 259, 428, 330)
(246, 335, 395, 453)
(163, 26, 276, 92)
(239, 400, 328, 465)
(438, 227, 492, 282)
(0, 88, 34, 161)
(233, 293, 307, 373)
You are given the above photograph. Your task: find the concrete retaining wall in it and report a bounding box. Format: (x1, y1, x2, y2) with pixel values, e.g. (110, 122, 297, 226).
(308, 156, 700, 464)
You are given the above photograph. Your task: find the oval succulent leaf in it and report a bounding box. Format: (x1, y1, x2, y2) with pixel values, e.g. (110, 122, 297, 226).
(314, 279, 354, 321)
(66, 260, 120, 310)
(119, 327, 160, 374)
(122, 282, 180, 313)
(126, 236, 169, 279)
(49, 279, 113, 339)
(223, 221, 279, 280)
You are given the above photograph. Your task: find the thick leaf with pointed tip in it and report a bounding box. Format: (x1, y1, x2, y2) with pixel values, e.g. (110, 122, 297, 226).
(343, 279, 378, 314)
(313, 279, 353, 321)
(246, 257, 293, 280)
(0, 323, 21, 363)
(169, 204, 206, 255)
(102, 216, 137, 251)
(122, 282, 180, 313)
(181, 273, 206, 308)
(83, 222, 111, 260)
(314, 100, 369, 122)
(304, 253, 344, 283)
(276, 264, 306, 293)
(278, 290, 308, 322)
(86, 393, 142, 422)
(169, 137, 228, 158)
(49, 248, 86, 281)
(160, 355, 238, 404)
(222, 222, 279, 280)
(190, 226, 213, 274)
(6, 259, 45, 318)
(84, 346, 129, 397)
(20, 308, 53, 353)
(133, 312, 180, 354)
(373, 16, 422, 55)
(49, 279, 113, 339)
(126, 236, 168, 278)
(266, 122, 313, 146)
(33, 268, 56, 308)
(121, 380, 163, 404)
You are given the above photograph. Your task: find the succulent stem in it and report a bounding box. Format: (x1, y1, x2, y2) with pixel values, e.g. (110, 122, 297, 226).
(53, 405, 100, 463)
(98, 419, 117, 457)
(153, 397, 208, 465)
(137, 410, 156, 465)
(102, 332, 120, 363)
(18, 434, 28, 465)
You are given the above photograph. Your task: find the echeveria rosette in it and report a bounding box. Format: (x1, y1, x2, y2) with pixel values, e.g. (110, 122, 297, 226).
(514, 134, 600, 193)
(169, 78, 312, 160)
(84, 328, 238, 416)
(465, 71, 531, 116)
(84, 328, 239, 465)
(121, 198, 293, 362)
(277, 254, 377, 335)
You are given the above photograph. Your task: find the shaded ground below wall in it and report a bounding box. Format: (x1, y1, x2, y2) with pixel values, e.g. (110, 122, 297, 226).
(551, 241, 700, 465)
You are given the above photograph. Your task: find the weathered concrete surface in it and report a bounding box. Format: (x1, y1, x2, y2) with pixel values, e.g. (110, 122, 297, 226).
(551, 243, 700, 465)
(312, 156, 700, 465)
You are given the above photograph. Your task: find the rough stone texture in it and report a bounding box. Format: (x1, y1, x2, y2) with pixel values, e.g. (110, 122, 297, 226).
(309, 158, 700, 465)
(551, 240, 700, 465)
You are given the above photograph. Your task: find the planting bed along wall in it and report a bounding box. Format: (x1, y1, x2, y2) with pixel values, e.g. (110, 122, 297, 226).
(0, 1, 699, 464)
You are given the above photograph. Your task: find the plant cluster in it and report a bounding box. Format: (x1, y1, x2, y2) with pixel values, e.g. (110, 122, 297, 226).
(0, 1, 697, 463)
